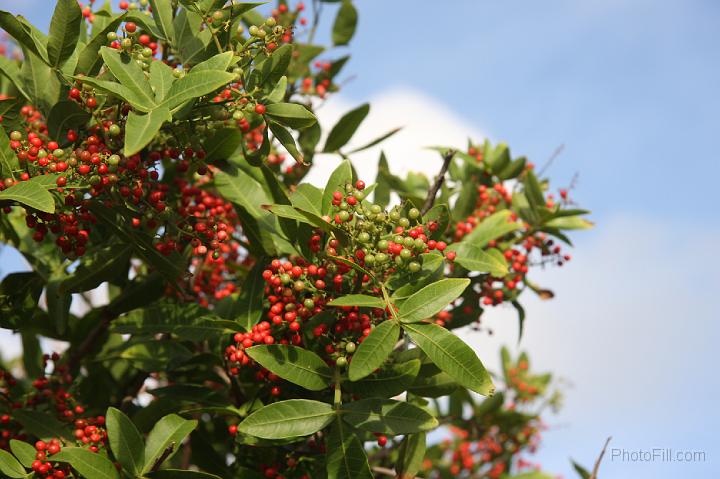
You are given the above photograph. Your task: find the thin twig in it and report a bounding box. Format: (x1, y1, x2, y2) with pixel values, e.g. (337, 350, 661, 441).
(589, 437, 612, 479)
(538, 143, 565, 176)
(421, 149, 456, 215)
(371, 466, 396, 477)
(151, 444, 176, 472)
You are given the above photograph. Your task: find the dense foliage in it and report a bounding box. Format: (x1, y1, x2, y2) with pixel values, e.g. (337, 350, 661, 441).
(0, 1, 592, 478)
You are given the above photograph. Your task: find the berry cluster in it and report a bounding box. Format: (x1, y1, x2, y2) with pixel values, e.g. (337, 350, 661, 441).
(1, 355, 111, 478)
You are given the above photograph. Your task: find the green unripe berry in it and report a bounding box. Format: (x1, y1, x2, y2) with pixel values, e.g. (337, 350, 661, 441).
(358, 232, 371, 243)
(9, 131, 21, 141)
(399, 217, 410, 228)
(107, 32, 117, 41)
(280, 273, 291, 284)
(304, 298, 315, 309)
(293, 280, 305, 292)
(336, 356, 348, 367)
(389, 210, 400, 221)
(408, 208, 420, 219)
(142, 47, 153, 58)
(408, 261, 421, 273)
(377, 240, 389, 251)
(121, 38, 132, 49)
(345, 342, 356, 353)
(374, 212, 386, 222)
(37, 149, 48, 159)
(52, 149, 65, 158)
(370, 204, 382, 214)
(212, 10, 225, 21)
(266, 17, 276, 27)
(256, 28, 266, 38)
(232, 110, 244, 121)
(375, 252, 388, 263)
(403, 237, 414, 248)
(108, 154, 121, 166)
(249, 25, 260, 36)
(400, 248, 412, 260)
(395, 255, 404, 266)
(394, 235, 404, 244)
(365, 254, 375, 265)
(414, 238, 426, 250)
(173, 68, 184, 78)
(109, 124, 121, 137)
(338, 210, 350, 222)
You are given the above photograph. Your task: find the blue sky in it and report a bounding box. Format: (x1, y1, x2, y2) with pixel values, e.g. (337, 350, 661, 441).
(0, 1, 718, 477)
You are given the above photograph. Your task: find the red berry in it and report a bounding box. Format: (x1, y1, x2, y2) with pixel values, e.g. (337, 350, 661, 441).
(254, 104, 266, 115)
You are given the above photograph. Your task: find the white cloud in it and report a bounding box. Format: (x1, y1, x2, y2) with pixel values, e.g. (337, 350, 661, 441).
(303, 87, 488, 187)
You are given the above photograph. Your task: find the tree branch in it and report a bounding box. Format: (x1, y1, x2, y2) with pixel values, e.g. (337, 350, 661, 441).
(589, 437, 612, 479)
(421, 149, 455, 215)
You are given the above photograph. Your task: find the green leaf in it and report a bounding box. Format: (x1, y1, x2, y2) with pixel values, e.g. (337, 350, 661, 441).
(214, 167, 270, 219)
(173, 8, 212, 65)
(149, 60, 176, 102)
(149, 0, 176, 45)
(0, 449, 26, 479)
(47, 0, 82, 67)
(325, 418, 372, 479)
(46, 100, 91, 141)
(266, 75, 287, 104)
(0, 127, 19, 178)
(264, 102, 317, 129)
(21, 48, 60, 115)
(347, 320, 399, 382)
(9, 440, 35, 468)
(117, 340, 192, 371)
(291, 183, 323, 216)
(74, 76, 154, 112)
(448, 244, 508, 276)
(246, 345, 332, 391)
(323, 103, 369, 152)
(321, 160, 353, 215)
(238, 399, 334, 439)
(0, 56, 29, 100)
(524, 170, 545, 207)
(76, 13, 127, 75)
(147, 471, 222, 479)
(201, 128, 242, 163)
(374, 151, 390, 207)
(233, 261, 265, 332)
(331, 0, 358, 46)
(61, 243, 131, 293)
(267, 120, 304, 163)
(107, 407, 145, 476)
(160, 70, 235, 111)
(462, 210, 521, 247)
(398, 278, 470, 323)
(327, 294, 385, 309)
(192, 51, 235, 72)
(341, 398, 437, 434)
(52, 448, 119, 479)
(571, 460, 592, 479)
(0, 178, 55, 213)
(545, 215, 594, 230)
(261, 43, 292, 85)
(397, 433, 426, 479)
(100, 47, 156, 108)
(347, 126, 401, 154)
(20, 331, 43, 378)
(345, 359, 420, 398)
(124, 107, 170, 156)
(142, 414, 198, 474)
(0, 12, 48, 63)
(403, 321, 494, 396)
